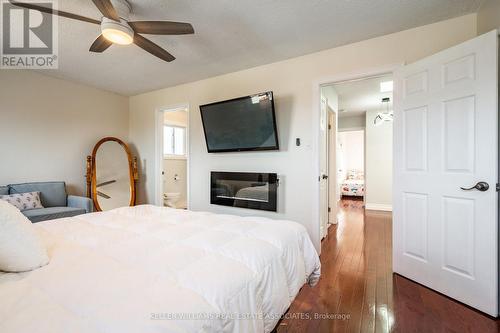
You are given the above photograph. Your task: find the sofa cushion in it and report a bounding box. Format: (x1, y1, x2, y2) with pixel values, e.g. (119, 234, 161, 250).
(23, 207, 85, 223)
(10, 182, 67, 208)
(0, 186, 8, 196)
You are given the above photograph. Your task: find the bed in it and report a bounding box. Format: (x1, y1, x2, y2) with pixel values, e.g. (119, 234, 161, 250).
(0, 205, 320, 333)
(341, 170, 364, 197)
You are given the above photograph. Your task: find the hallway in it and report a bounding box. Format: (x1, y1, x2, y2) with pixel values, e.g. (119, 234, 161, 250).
(277, 199, 500, 332)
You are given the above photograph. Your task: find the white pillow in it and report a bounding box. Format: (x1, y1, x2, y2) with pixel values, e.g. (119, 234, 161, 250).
(0, 200, 49, 272)
(0, 191, 44, 211)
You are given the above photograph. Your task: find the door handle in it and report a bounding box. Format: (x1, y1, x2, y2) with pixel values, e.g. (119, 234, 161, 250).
(460, 181, 489, 192)
(322, 174, 329, 180)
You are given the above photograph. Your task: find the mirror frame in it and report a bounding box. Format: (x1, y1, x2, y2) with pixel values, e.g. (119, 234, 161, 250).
(90, 137, 137, 212)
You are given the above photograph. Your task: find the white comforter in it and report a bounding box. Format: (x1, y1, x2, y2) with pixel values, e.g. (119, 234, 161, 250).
(0, 205, 320, 333)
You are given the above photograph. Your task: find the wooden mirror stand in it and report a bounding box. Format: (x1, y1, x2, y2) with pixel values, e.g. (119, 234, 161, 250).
(85, 137, 139, 211)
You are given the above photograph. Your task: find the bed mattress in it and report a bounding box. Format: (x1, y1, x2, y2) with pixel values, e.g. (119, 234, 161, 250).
(0, 205, 320, 333)
(341, 179, 365, 196)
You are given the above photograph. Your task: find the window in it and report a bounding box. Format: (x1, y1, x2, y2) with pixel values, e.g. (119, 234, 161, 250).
(164, 125, 186, 157)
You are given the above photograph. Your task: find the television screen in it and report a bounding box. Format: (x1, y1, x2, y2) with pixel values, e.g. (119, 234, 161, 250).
(200, 91, 279, 153)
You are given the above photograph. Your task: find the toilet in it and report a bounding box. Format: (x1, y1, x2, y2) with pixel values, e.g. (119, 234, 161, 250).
(164, 192, 181, 208)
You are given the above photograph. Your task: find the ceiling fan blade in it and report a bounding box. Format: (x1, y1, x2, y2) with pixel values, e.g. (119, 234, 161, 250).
(96, 179, 116, 187)
(97, 191, 111, 199)
(90, 35, 112, 52)
(129, 21, 194, 35)
(134, 34, 175, 62)
(91, 0, 120, 21)
(10, 1, 100, 25)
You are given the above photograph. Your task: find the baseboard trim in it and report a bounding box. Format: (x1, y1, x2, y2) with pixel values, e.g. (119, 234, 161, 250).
(365, 203, 392, 212)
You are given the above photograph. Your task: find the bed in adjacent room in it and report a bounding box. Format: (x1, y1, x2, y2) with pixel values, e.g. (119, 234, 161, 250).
(0, 205, 321, 333)
(341, 170, 365, 197)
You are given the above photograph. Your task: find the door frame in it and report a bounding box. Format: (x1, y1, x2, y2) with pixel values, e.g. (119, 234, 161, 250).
(312, 63, 402, 253)
(328, 108, 339, 222)
(154, 103, 191, 208)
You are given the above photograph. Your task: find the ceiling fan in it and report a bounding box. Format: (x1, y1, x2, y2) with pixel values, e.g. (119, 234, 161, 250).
(10, 0, 194, 62)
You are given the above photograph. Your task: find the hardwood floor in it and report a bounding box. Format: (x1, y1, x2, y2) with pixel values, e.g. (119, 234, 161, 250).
(277, 198, 500, 333)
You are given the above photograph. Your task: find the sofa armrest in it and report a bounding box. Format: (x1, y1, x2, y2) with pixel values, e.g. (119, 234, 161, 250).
(67, 195, 93, 213)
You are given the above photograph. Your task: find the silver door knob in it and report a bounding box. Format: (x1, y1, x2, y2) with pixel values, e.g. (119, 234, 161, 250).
(460, 181, 489, 192)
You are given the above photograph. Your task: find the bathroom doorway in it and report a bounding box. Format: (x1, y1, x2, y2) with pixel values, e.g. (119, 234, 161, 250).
(160, 106, 189, 209)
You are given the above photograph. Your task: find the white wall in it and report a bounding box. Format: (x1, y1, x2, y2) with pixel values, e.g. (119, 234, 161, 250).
(338, 131, 364, 176)
(321, 85, 339, 112)
(339, 115, 366, 130)
(477, 0, 500, 34)
(129, 14, 477, 251)
(0, 71, 129, 195)
(365, 110, 392, 210)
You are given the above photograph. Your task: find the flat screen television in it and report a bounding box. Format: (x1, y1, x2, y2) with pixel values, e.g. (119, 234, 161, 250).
(200, 91, 279, 153)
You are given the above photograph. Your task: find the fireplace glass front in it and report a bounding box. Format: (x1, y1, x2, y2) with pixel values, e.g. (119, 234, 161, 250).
(210, 172, 278, 211)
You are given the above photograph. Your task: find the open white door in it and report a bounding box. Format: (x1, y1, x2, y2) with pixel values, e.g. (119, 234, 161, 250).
(328, 110, 338, 225)
(393, 30, 498, 316)
(319, 97, 329, 239)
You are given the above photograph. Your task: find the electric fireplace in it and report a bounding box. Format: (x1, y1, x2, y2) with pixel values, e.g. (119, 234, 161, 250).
(210, 172, 278, 212)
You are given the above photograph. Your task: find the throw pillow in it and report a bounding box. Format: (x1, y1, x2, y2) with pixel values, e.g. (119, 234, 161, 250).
(0, 192, 44, 211)
(0, 200, 49, 272)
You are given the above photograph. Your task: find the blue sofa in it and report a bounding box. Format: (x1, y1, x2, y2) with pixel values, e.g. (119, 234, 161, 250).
(0, 182, 93, 223)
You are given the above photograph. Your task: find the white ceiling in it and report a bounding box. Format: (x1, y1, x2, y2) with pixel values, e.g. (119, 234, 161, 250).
(35, 0, 483, 95)
(334, 74, 393, 118)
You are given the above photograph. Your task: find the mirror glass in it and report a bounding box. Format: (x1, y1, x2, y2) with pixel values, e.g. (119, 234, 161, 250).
(94, 140, 132, 211)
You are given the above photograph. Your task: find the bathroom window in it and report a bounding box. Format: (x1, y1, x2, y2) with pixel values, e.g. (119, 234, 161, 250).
(164, 125, 186, 157)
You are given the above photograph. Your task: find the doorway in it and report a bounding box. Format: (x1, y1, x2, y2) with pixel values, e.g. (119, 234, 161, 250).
(338, 129, 365, 201)
(318, 73, 394, 235)
(155, 105, 189, 209)
(335, 74, 393, 211)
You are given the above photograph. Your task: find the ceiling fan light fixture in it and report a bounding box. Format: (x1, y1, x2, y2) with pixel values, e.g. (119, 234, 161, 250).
(102, 28, 133, 45)
(101, 18, 133, 45)
(12, 0, 193, 62)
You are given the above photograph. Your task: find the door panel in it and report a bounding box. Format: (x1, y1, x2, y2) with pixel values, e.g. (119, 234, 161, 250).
(403, 106, 427, 171)
(443, 96, 475, 173)
(393, 30, 498, 316)
(403, 192, 428, 261)
(404, 71, 428, 96)
(442, 196, 475, 278)
(443, 54, 475, 84)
